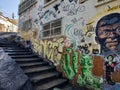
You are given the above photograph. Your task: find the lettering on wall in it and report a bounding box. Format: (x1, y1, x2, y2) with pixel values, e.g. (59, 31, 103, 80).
(60, 2, 86, 16)
(32, 37, 65, 65)
(61, 47, 101, 89)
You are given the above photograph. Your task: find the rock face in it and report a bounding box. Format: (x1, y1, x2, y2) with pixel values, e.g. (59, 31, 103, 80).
(0, 48, 34, 90)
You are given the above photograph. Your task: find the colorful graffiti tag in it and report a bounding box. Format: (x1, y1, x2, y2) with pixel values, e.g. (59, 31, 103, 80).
(31, 37, 65, 65)
(61, 47, 101, 89)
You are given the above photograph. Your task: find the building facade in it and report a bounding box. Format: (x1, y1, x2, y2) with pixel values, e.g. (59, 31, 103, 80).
(0, 13, 18, 32)
(18, 0, 120, 89)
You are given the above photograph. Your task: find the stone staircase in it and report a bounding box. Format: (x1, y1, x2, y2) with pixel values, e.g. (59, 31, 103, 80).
(0, 41, 88, 90)
(0, 44, 71, 90)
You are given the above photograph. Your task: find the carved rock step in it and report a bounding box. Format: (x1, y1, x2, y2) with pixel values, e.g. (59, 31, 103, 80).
(35, 78, 68, 90)
(24, 66, 56, 74)
(10, 55, 38, 58)
(4, 48, 23, 50)
(19, 62, 48, 67)
(4, 49, 28, 52)
(1, 47, 20, 50)
(0, 45, 15, 47)
(14, 58, 43, 63)
(31, 71, 61, 84)
(7, 52, 32, 55)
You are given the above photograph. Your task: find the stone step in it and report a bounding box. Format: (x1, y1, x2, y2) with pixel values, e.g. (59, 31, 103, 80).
(10, 55, 38, 58)
(35, 78, 68, 90)
(31, 72, 61, 84)
(24, 66, 55, 74)
(0, 45, 16, 47)
(4, 49, 28, 52)
(5, 51, 31, 53)
(4, 47, 22, 50)
(19, 62, 48, 67)
(14, 58, 42, 62)
(2, 47, 20, 49)
(0, 45, 15, 47)
(7, 52, 32, 55)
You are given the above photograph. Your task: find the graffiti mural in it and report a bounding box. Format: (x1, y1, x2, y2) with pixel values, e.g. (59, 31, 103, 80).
(93, 13, 120, 89)
(43, 10, 57, 21)
(64, 24, 77, 49)
(36, 5, 44, 25)
(31, 37, 65, 65)
(60, 1, 86, 16)
(61, 12, 120, 90)
(19, 0, 120, 89)
(95, 13, 120, 56)
(71, 17, 84, 25)
(67, 3, 85, 16)
(61, 47, 102, 89)
(64, 24, 85, 49)
(77, 54, 101, 90)
(61, 47, 76, 80)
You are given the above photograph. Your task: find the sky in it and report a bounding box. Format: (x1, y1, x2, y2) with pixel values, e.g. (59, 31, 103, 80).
(0, 0, 20, 19)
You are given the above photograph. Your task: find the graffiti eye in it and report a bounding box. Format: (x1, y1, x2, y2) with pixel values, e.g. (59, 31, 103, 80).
(116, 27, 120, 34)
(103, 31, 108, 35)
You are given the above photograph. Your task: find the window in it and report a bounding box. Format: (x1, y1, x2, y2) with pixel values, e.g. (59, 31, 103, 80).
(42, 18, 62, 37)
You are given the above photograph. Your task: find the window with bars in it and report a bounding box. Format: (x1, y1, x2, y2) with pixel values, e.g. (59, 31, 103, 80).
(42, 18, 62, 37)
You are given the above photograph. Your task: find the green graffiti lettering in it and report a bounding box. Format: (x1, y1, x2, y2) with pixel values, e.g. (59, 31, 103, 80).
(72, 52, 78, 74)
(77, 54, 101, 89)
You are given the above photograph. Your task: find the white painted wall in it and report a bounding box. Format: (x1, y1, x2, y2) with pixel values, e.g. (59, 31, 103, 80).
(0, 15, 18, 32)
(34, 0, 96, 47)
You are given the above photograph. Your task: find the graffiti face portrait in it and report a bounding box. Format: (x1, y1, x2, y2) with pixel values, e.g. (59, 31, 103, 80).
(107, 55, 114, 62)
(95, 13, 120, 53)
